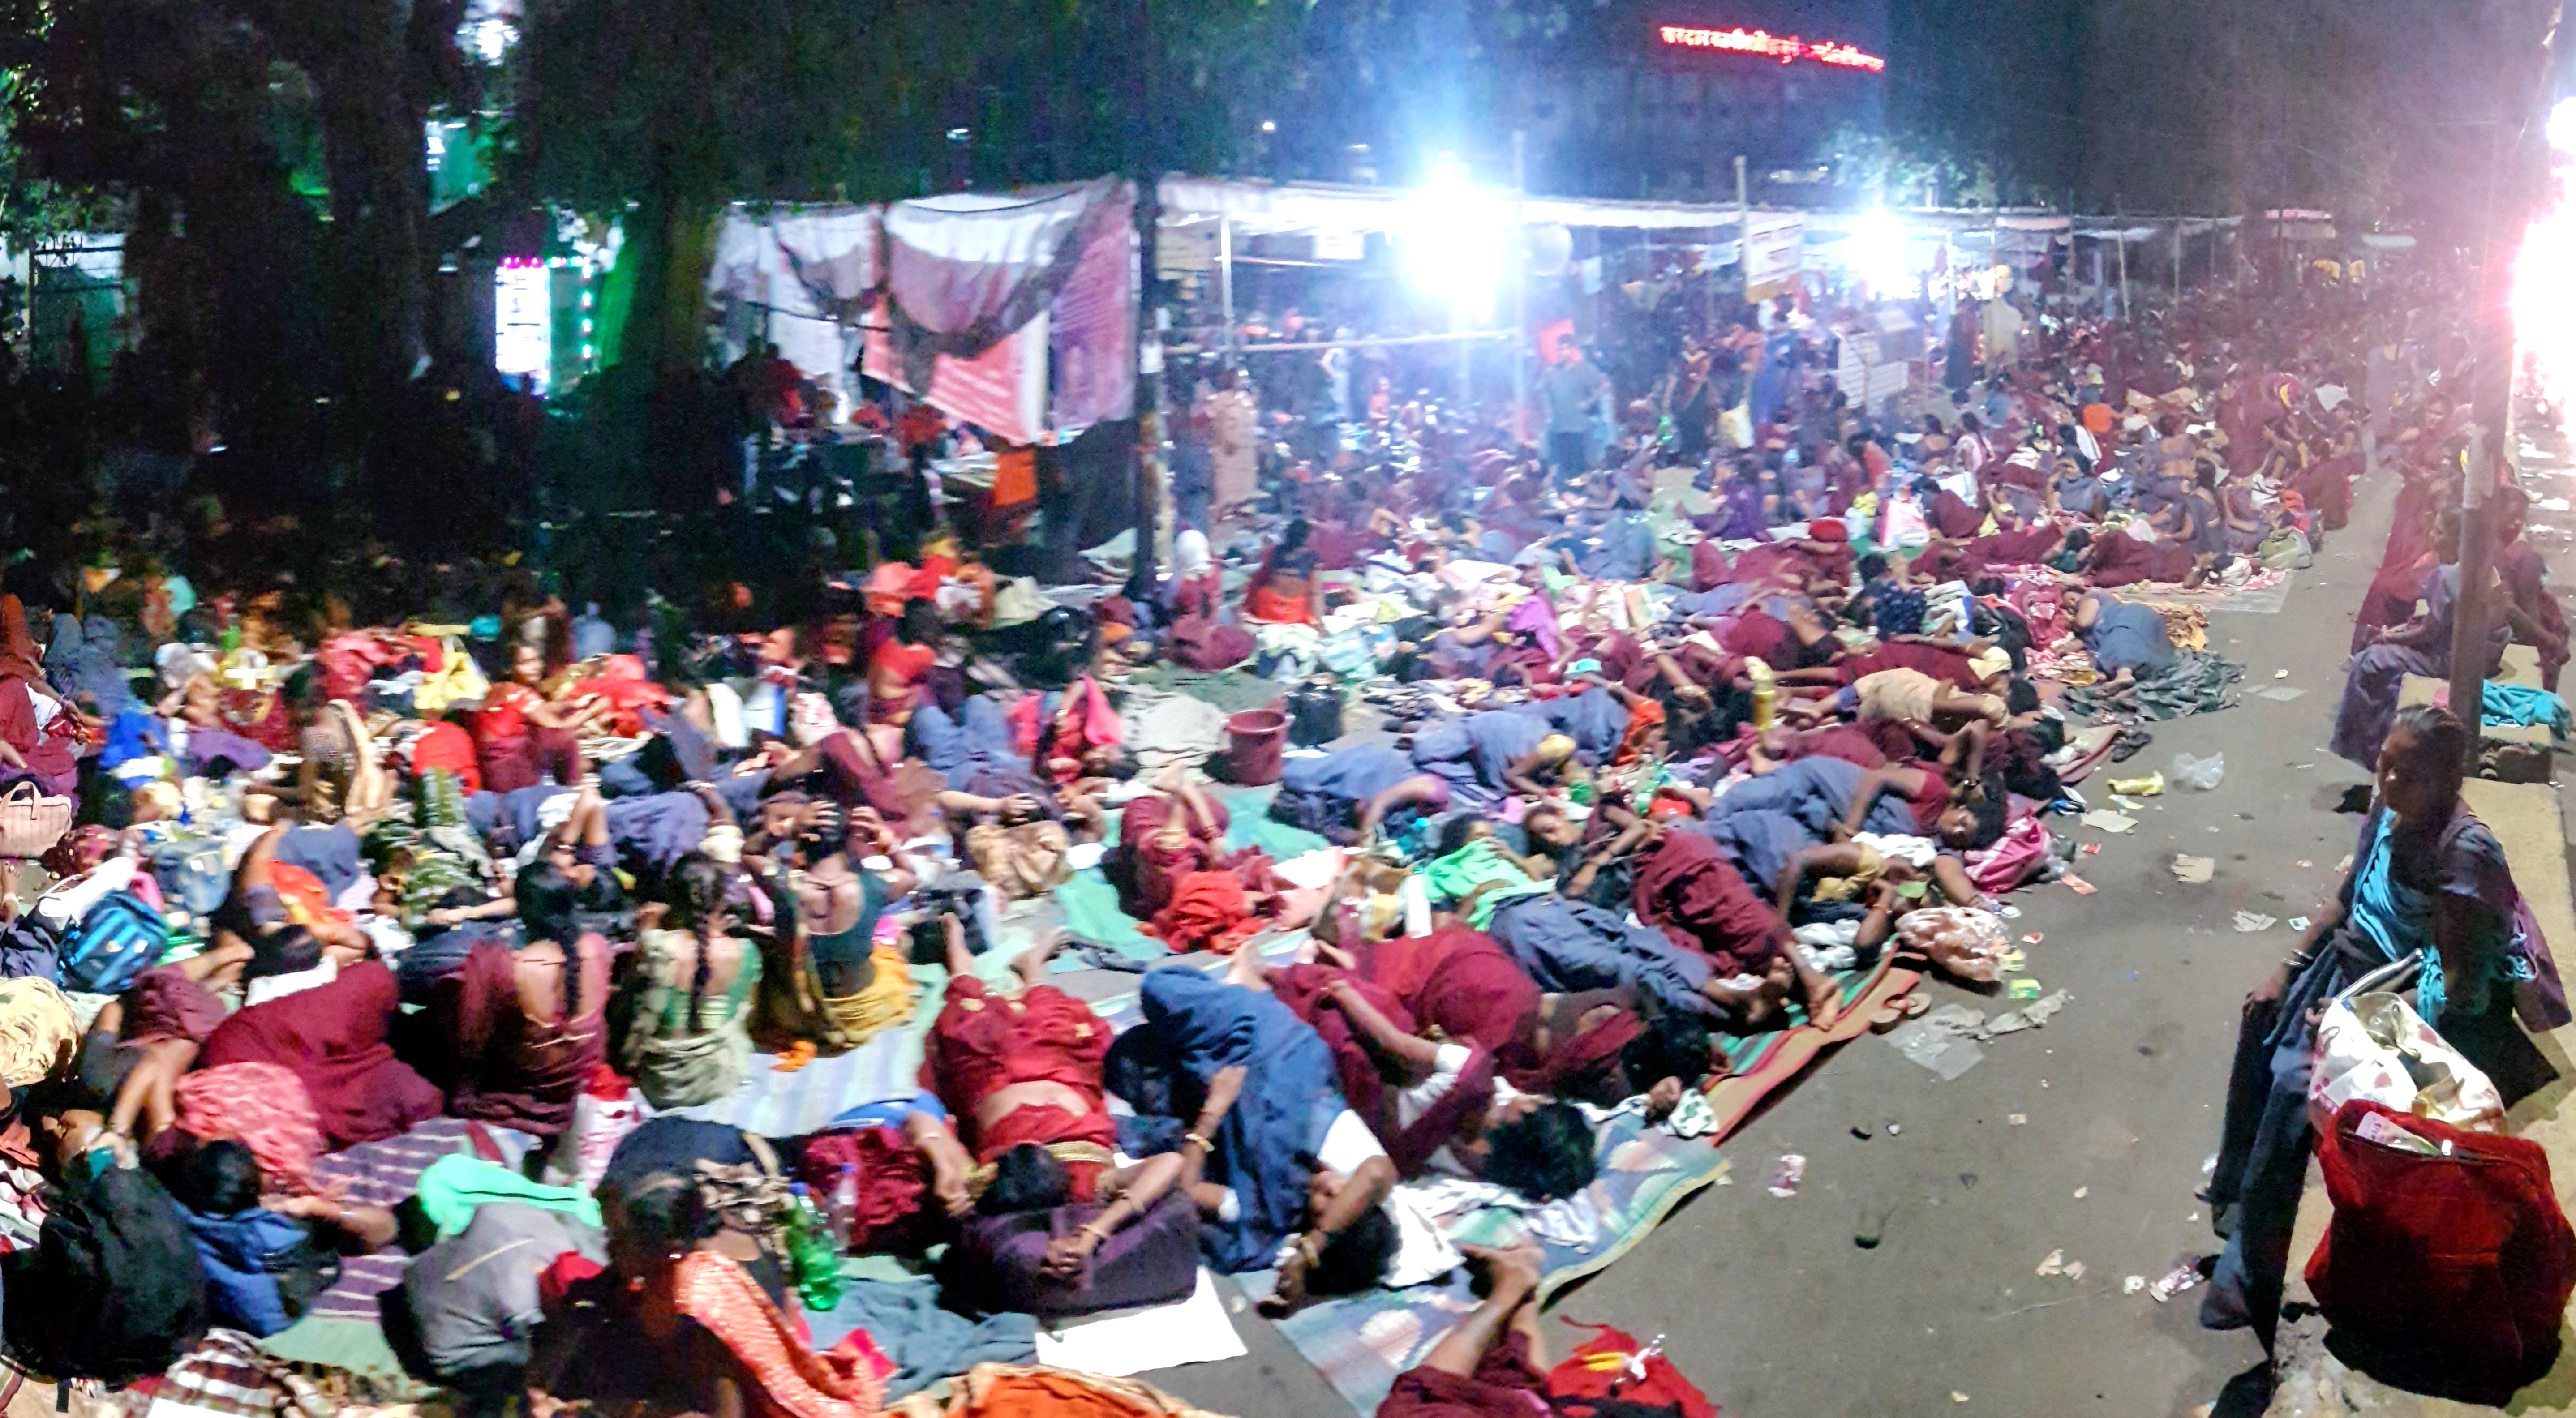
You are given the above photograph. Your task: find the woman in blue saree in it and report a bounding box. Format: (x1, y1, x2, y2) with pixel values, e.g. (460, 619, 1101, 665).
(2204, 705, 2562, 1347)
(1270, 742, 1448, 846)
(1106, 965, 1401, 1314)
(1408, 710, 1568, 813)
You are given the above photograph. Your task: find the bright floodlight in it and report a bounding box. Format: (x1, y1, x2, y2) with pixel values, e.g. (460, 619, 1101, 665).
(1404, 162, 1506, 318)
(2516, 138, 2576, 428)
(2550, 97, 2576, 158)
(1852, 208, 1912, 297)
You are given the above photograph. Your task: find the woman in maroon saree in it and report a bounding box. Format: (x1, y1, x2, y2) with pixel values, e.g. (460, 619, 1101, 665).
(421, 862, 610, 1137)
(2350, 507, 2451, 653)
(1378, 1242, 1552, 1418)
(2085, 528, 2198, 589)
(199, 957, 443, 1150)
(0, 596, 80, 796)
(2493, 488, 2570, 690)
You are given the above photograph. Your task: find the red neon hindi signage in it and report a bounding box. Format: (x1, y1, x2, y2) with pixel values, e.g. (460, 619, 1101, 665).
(1657, 24, 1887, 71)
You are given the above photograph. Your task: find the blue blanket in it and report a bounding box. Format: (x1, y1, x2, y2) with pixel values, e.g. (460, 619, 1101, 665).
(1110, 968, 1346, 1272)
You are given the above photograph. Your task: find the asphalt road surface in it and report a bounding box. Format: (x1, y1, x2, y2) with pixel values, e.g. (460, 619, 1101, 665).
(1140, 463, 2487, 1418)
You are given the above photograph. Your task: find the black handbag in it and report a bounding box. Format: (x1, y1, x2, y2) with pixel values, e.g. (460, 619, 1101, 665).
(1287, 676, 1344, 747)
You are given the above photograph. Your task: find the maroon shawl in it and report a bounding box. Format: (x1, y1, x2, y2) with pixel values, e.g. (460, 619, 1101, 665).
(200, 958, 443, 1150)
(1631, 830, 1784, 978)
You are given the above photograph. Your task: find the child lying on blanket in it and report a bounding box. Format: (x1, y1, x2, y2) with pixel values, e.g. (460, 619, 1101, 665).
(1772, 838, 1987, 961)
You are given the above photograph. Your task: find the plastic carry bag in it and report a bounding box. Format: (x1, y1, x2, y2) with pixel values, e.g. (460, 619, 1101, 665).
(2170, 751, 2225, 791)
(2308, 983, 2504, 1134)
(545, 1065, 648, 1192)
(1894, 906, 2010, 982)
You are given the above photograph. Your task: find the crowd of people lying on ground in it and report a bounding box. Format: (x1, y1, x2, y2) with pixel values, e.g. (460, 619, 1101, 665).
(0, 266, 2555, 1416)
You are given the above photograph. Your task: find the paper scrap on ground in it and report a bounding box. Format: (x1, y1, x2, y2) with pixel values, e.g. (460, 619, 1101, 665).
(2171, 855, 2214, 883)
(2232, 912, 2276, 933)
(2063, 874, 2096, 895)
(1988, 990, 2069, 1035)
(2288, 916, 2311, 931)
(2081, 810, 2138, 835)
(1032, 1269, 1247, 1376)
(2252, 686, 2307, 702)
(1887, 1006, 1990, 1080)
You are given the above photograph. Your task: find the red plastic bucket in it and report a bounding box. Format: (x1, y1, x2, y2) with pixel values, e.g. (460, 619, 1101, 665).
(1224, 708, 1289, 786)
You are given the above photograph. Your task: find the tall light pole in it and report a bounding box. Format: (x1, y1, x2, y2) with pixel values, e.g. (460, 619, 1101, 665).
(1126, 0, 1163, 588)
(1513, 130, 1528, 448)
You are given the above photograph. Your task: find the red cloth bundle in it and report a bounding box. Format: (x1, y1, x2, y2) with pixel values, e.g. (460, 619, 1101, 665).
(2307, 1100, 2576, 1401)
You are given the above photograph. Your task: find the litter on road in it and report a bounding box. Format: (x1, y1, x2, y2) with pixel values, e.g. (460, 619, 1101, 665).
(2149, 1264, 2204, 1303)
(1766, 1155, 1807, 1198)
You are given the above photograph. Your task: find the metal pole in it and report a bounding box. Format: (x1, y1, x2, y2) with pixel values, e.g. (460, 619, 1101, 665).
(1125, 0, 1163, 585)
(2174, 220, 2183, 304)
(1457, 302, 1472, 408)
(1218, 215, 1235, 363)
(1512, 130, 1528, 450)
(1135, 179, 1167, 583)
(1735, 154, 1751, 305)
(2116, 231, 2130, 320)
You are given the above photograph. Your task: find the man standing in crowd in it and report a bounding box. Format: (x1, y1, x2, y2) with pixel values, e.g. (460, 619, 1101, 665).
(1539, 343, 1610, 485)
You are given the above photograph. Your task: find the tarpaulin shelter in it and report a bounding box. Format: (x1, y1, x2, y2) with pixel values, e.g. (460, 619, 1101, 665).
(705, 179, 1138, 444)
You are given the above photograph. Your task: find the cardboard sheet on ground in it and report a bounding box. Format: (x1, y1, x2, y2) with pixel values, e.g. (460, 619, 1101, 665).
(1031, 1269, 1247, 1377)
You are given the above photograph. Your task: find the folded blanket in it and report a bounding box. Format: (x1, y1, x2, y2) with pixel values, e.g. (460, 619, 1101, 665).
(2484, 681, 2573, 738)
(2059, 649, 2243, 721)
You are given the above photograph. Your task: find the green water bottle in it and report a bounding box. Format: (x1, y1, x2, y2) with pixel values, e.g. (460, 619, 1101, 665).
(784, 1182, 843, 1312)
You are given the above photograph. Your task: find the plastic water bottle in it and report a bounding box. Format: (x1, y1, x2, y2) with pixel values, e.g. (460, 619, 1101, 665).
(826, 1165, 860, 1248)
(784, 1182, 843, 1311)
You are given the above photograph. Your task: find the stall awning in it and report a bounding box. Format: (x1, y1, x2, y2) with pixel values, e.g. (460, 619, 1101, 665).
(1155, 175, 1773, 235)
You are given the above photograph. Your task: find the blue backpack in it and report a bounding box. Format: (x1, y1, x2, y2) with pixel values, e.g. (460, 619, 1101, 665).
(61, 891, 170, 994)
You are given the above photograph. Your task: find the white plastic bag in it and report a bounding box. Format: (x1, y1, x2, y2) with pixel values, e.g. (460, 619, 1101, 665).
(2171, 752, 2225, 791)
(2308, 990, 2504, 1134)
(545, 1076, 649, 1191)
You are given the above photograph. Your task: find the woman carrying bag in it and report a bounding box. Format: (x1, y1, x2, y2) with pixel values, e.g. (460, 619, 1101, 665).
(2202, 704, 2563, 1348)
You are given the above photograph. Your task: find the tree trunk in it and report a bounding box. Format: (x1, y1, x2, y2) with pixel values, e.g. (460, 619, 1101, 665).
(312, 47, 429, 394)
(230, 0, 434, 399)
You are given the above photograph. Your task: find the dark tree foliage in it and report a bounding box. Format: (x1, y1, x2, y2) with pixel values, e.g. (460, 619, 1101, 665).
(507, 0, 1311, 378)
(2, 0, 463, 404)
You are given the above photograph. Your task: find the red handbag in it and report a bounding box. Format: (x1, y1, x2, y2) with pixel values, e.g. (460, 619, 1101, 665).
(2308, 1100, 2576, 1401)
